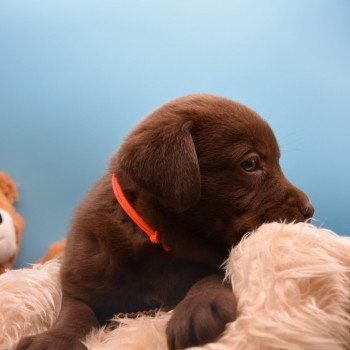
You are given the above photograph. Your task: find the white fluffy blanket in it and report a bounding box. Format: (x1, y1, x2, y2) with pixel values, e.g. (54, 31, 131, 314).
(1, 222, 350, 350)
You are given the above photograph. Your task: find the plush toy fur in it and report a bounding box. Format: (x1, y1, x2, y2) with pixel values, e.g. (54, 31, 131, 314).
(1, 222, 350, 350)
(36, 240, 65, 264)
(0, 172, 24, 274)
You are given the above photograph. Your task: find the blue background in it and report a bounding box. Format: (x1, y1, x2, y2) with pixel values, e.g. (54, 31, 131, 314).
(0, 1, 349, 267)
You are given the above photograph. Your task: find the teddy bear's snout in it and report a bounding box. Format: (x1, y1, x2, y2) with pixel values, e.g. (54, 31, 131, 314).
(0, 209, 17, 264)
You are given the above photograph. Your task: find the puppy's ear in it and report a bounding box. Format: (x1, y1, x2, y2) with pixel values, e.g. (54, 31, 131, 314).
(114, 121, 201, 213)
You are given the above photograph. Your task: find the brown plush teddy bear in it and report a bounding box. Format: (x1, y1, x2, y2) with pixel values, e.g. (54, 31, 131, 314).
(0, 171, 25, 274)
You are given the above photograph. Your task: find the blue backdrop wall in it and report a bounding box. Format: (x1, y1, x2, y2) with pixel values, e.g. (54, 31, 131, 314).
(0, 1, 349, 267)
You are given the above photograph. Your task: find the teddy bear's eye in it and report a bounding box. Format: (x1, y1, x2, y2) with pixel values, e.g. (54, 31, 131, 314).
(0, 213, 2, 224)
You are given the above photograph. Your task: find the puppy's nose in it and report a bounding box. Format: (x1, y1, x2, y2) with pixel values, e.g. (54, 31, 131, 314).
(300, 200, 314, 220)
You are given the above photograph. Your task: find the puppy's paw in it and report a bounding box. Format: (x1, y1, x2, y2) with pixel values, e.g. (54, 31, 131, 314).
(16, 330, 87, 350)
(166, 290, 237, 350)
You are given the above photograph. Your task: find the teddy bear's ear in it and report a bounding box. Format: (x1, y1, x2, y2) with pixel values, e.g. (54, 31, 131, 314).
(0, 172, 19, 205)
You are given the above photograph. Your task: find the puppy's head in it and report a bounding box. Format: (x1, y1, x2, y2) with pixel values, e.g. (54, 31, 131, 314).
(111, 94, 313, 247)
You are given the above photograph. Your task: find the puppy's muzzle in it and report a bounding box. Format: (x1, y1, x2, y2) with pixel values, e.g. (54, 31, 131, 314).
(284, 179, 314, 221)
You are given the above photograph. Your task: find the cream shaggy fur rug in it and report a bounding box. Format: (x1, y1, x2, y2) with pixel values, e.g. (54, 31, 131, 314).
(1, 222, 350, 350)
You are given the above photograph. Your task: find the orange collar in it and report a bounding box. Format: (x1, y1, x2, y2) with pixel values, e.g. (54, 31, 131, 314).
(112, 174, 165, 247)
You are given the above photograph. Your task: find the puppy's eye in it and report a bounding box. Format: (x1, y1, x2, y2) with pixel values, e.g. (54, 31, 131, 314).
(241, 158, 258, 172)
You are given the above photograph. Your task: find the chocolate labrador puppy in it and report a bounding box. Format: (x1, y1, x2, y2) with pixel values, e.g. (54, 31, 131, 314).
(17, 94, 313, 350)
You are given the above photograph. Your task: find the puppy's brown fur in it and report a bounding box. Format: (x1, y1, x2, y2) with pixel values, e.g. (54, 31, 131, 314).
(17, 94, 313, 350)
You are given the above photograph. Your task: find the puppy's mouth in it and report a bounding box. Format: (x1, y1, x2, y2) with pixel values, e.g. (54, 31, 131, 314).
(262, 207, 308, 225)
(230, 208, 310, 244)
